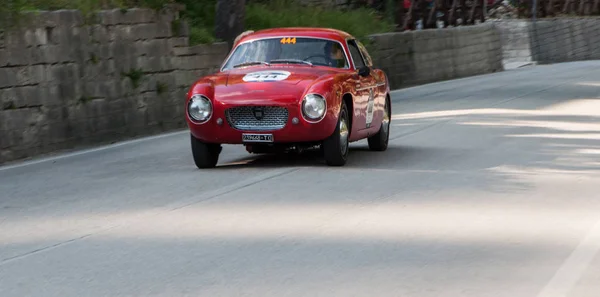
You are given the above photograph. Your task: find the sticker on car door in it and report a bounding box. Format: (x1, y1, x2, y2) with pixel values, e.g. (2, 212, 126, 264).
(365, 88, 375, 128)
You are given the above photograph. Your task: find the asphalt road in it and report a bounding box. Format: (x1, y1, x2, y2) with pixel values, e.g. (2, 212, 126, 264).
(1, 61, 600, 297)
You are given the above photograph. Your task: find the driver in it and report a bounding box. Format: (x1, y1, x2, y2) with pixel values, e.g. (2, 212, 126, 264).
(324, 43, 347, 68)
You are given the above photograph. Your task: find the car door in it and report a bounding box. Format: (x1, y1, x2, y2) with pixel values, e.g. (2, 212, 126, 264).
(347, 39, 377, 131)
(356, 40, 386, 129)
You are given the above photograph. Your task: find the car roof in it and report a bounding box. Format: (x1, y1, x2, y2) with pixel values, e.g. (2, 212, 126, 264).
(236, 27, 354, 45)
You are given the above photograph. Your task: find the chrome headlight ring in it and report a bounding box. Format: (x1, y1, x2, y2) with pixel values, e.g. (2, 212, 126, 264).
(301, 93, 327, 122)
(187, 94, 213, 123)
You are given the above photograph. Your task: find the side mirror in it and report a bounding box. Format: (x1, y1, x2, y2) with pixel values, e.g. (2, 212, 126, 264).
(358, 66, 370, 77)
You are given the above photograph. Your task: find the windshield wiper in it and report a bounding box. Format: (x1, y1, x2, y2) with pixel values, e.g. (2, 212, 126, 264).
(233, 61, 270, 68)
(269, 59, 313, 66)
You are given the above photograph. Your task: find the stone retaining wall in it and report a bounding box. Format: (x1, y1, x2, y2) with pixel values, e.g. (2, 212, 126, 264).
(0, 8, 228, 163)
(492, 18, 600, 65)
(492, 20, 533, 68)
(368, 23, 504, 89)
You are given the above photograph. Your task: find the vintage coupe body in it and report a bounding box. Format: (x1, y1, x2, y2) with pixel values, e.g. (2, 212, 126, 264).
(185, 27, 391, 168)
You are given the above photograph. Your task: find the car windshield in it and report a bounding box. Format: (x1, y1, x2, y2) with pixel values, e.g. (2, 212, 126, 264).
(222, 37, 350, 71)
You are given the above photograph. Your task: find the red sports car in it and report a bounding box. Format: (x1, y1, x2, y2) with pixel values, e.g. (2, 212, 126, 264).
(185, 27, 391, 168)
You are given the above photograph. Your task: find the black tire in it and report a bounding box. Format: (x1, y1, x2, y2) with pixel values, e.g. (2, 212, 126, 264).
(368, 96, 391, 151)
(322, 101, 350, 166)
(191, 134, 221, 169)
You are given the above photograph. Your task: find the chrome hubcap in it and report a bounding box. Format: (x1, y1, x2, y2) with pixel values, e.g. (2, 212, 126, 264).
(382, 101, 390, 135)
(339, 116, 349, 154)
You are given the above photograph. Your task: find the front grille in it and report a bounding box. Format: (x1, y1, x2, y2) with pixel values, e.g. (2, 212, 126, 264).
(226, 106, 289, 131)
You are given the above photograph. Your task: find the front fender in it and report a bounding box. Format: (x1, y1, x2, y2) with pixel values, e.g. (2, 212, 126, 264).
(303, 76, 344, 114)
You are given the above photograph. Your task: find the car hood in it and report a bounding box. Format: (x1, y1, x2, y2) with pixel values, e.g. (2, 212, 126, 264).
(213, 66, 339, 104)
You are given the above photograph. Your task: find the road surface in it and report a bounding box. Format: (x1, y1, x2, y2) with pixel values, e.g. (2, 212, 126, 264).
(1, 61, 600, 297)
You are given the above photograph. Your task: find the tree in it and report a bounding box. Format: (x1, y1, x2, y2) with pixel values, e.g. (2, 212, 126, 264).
(215, 0, 246, 48)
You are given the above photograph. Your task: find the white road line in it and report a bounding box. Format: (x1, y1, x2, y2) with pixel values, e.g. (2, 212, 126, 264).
(0, 130, 188, 172)
(537, 219, 600, 297)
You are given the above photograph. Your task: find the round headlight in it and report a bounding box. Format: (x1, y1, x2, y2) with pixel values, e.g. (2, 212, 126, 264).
(302, 94, 326, 121)
(188, 95, 212, 122)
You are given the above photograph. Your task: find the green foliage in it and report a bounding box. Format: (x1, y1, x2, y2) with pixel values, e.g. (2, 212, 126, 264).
(89, 52, 99, 64)
(1, 0, 393, 46)
(156, 81, 168, 94)
(121, 68, 145, 89)
(78, 95, 92, 104)
(2, 101, 16, 110)
(245, 0, 394, 43)
(189, 26, 215, 45)
(176, 0, 216, 44)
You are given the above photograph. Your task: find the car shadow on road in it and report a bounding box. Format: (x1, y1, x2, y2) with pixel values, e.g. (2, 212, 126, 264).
(214, 144, 444, 170)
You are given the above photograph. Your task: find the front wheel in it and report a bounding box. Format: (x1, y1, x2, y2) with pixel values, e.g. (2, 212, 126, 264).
(368, 97, 391, 151)
(191, 135, 221, 169)
(322, 101, 350, 166)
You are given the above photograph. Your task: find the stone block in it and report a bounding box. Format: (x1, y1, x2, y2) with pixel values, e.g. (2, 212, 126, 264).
(172, 55, 207, 70)
(4, 47, 31, 66)
(4, 30, 27, 49)
(81, 79, 118, 100)
(45, 64, 80, 84)
(135, 39, 171, 57)
(175, 70, 196, 87)
(0, 68, 17, 88)
(0, 89, 16, 110)
(116, 8, 158, 24)
(1, 66, 45, 87)
(95, 10, 120, 25)
(369, 33, 397, 50)
(112, 25, 136, 41)
(55, 10, 84, 27)
(90, 25, 109, 44)
(23, 28, 49, 46)
(152, 73, 176, 90)
(41, 85, 62, 107)
(96, 43, 116, 60)
(169, 37, 189, 48)
(31, 45, 75, 64)
(13, 86, 43, 108)
(138, 56, 174, 72)
(113, 46, 139, 72)
(84, 60, 117, 79)
(57, 81, 83, 102)
(173, 47, 192, 56)
(138, 75, 158, 92)
(155, 21, 172, 39)
(46, 26, 74, 45)
(130, 23, 158, 40)
(41, 121, 69, 144)
(0, 108, 45, 131)
(31, 11, 60, 28)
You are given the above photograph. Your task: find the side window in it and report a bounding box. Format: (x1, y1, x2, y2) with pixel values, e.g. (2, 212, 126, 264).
(356, 41, 373, 67)
(347, 40, 366, 69)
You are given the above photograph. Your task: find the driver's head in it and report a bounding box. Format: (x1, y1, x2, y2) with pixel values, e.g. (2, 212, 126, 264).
(326, 43, 344, 60)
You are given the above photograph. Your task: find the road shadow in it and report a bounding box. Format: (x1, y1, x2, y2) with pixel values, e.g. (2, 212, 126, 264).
(214, 144, 450, 170)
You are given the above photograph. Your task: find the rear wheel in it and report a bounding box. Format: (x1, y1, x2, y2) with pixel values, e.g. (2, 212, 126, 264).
(368, 96, 391, 151)
(191, 134, 221, 169)
(322, 101, 350, 166)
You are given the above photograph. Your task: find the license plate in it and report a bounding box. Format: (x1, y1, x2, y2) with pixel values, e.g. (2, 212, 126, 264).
(242, 133, 274, 143)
